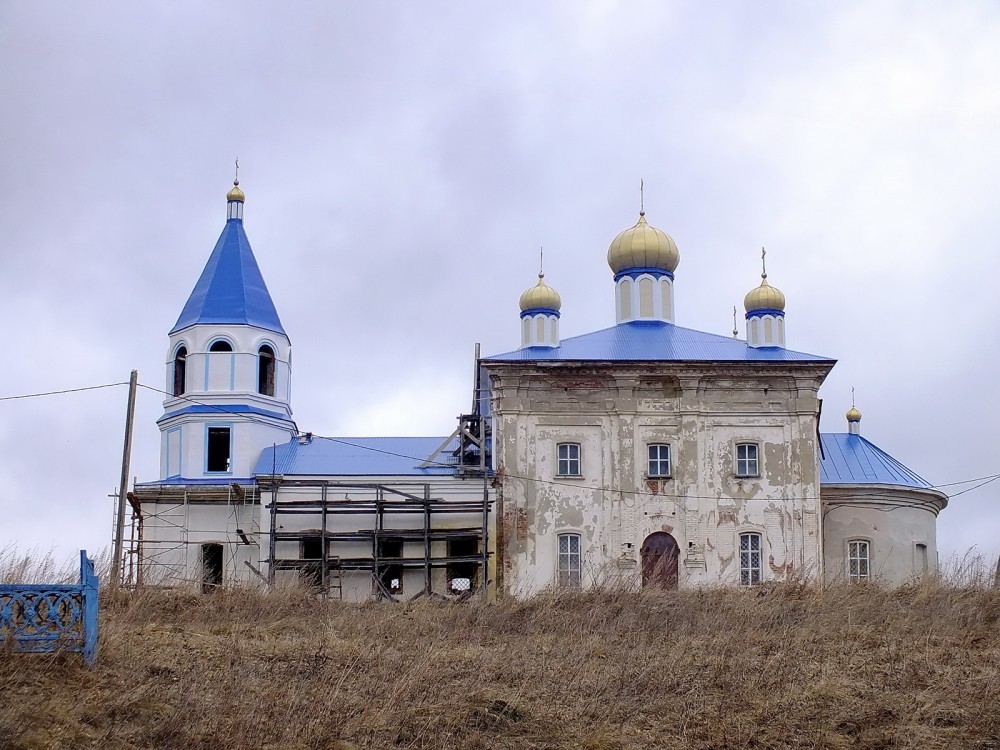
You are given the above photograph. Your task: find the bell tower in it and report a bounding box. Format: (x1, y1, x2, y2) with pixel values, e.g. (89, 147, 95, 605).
(158, 177, 296, 480)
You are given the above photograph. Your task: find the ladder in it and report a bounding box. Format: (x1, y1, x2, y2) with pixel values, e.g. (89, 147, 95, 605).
(325, 556, 343, 600)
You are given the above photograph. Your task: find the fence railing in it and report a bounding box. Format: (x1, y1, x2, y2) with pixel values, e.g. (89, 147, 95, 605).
(0, 550, 99, 665)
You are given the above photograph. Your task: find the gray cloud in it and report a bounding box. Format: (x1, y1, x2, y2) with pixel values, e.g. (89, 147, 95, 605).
(1, 1, 996, 565)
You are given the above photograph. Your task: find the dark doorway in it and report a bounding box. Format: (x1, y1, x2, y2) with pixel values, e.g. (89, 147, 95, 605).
(300, 535, 323, 589)
(201, 543, 223, 593)
(640, 532, 679, 590)
(447, 536, 479, 594)
(377, 538, 404, 596)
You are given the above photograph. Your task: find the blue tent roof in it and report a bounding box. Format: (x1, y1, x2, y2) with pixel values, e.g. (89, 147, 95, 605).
(484, 321, 833, 363)
(252, 436, 460, 477)
(171, 218, 286, 336)
(819, 433, 932, 489)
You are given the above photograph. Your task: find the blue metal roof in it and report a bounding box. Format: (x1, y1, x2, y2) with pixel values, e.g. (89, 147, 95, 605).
(252, 436, 460, 477)
(171, 218, 286, 336)
(484, 321, 833, 363)
(134, 477, 256, 488)
(157, 404, 293, 425)
(819, 433, 932, 489)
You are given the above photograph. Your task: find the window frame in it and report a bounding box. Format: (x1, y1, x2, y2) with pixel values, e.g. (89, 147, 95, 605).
(848, 539, 871, 582)
(739, 532, 762, 586)
(646, 443, 672, 478)
(205, 424, 233, 474)
(556, 442, 581, 477)
(257, 344, 276, 397)
(735, 442, 760, 478)
(557, 532, 582, 588)
(172, 346, 187, 397)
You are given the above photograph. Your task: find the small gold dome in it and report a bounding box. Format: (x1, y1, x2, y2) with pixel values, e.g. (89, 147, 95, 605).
(607, 212, 680, 274)
(227, 180, 245, 202)
(846, 406, 862, 423)
(519, 274, 562, 312)
(744, 278, 786, 312)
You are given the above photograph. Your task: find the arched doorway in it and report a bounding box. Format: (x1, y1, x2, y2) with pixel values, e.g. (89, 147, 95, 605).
(640, 532, 679, 590)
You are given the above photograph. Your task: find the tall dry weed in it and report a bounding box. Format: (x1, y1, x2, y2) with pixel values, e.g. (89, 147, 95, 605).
(2, 561, 1000, 749)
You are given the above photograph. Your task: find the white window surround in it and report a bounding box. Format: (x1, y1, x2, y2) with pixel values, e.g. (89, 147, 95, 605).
(557, 532, 582, 588)
(735, 442, 760, 478)
(848, 539, 871, 582)
(739, 532, 763, 586)
(647, 443, 671, 477)
(556, 442, 581, 477)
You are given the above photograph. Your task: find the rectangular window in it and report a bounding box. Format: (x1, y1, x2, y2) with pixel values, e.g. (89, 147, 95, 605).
(740, 532, 762, 586)
(206, 427, 231, 473)
(647, 444, 671, 477)
(848, 540, 871, 582)
(558, 533, 581, 588)
(736, 443, 759, 477)
(557, 443, 581, 476)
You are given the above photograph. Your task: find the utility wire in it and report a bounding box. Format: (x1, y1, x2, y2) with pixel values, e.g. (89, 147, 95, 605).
(0, 381, 128, 401)
(124, 380, 1000, 503)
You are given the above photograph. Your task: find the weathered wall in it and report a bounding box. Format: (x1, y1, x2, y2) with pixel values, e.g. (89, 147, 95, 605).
(489, 362, 833, 595)
(139, 490, 263, 588)
(821, 485, 946, 585)
(261, 476, 494, 601)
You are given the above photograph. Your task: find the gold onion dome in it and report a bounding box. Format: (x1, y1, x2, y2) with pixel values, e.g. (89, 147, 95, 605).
(519, 273, 562, 312)
(607, 212, 680, 274)
(846, 406, 862, 423)
(227, 180, 245, 202)
(744, 277, 786, 313)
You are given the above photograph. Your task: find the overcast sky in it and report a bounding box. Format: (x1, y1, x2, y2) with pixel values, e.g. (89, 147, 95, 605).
(1, 2, 997, 570)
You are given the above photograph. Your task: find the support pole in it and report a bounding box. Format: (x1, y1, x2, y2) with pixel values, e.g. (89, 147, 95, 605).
(111, 370, 138, 588)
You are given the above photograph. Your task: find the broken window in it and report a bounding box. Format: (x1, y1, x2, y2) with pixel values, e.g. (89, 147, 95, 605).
(736, 443, 759, 477)
(915, 543, 928, 575)
(377, 538, 404, 595)
(172, 347, 187, 396)
(201, 543, 223, 593)
(447, 536, 479, 594)
(300, 535, 323, 589)
(258, 345, 276, 396)
(739, 533, 762, 586)
(206, 427, 231, 473)
(557, 533, 581, 588)
(557, 443, 581, 477)
(848, 540, 871, 582)
(647, 444, 671, 477)
(209, 339, 233, 352)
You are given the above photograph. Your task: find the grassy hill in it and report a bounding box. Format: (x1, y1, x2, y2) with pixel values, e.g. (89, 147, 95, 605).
(2, 580, 1000, 749)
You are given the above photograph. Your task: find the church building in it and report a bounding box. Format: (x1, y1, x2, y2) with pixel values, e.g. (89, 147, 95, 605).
(130, 180, 947, 596)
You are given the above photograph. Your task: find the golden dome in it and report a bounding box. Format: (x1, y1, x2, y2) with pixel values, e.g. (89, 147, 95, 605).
(519, 274, 561, 312)
(227, 180, 245, 202)
(744, 278, 786, 313)
(846, 406, 862, 423)
(607, 212, 680, 274)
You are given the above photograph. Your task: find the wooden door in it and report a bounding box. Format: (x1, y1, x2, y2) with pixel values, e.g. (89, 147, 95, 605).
(640, 532, 679, 590)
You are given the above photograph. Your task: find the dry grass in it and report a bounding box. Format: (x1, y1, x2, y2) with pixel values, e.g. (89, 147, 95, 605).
(2, 578, 1000, 749)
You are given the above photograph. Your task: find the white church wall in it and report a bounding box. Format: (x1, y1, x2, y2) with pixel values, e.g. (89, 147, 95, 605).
(489, 363, 829, 595)
(261, 476, 495, 600)
(822, 485, 944, 585)
(140, 496, 262, 589)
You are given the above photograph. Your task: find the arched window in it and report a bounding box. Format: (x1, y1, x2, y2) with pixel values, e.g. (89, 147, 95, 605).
(172, 346, 187, 396)
(209, 340, 233, 352)
(258, 345, 276, 396)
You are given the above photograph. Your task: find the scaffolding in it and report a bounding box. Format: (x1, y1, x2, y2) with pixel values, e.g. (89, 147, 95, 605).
(263, 478, 492, 600)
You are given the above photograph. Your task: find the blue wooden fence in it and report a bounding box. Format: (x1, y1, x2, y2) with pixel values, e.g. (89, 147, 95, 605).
(0, 550, 99, 665)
